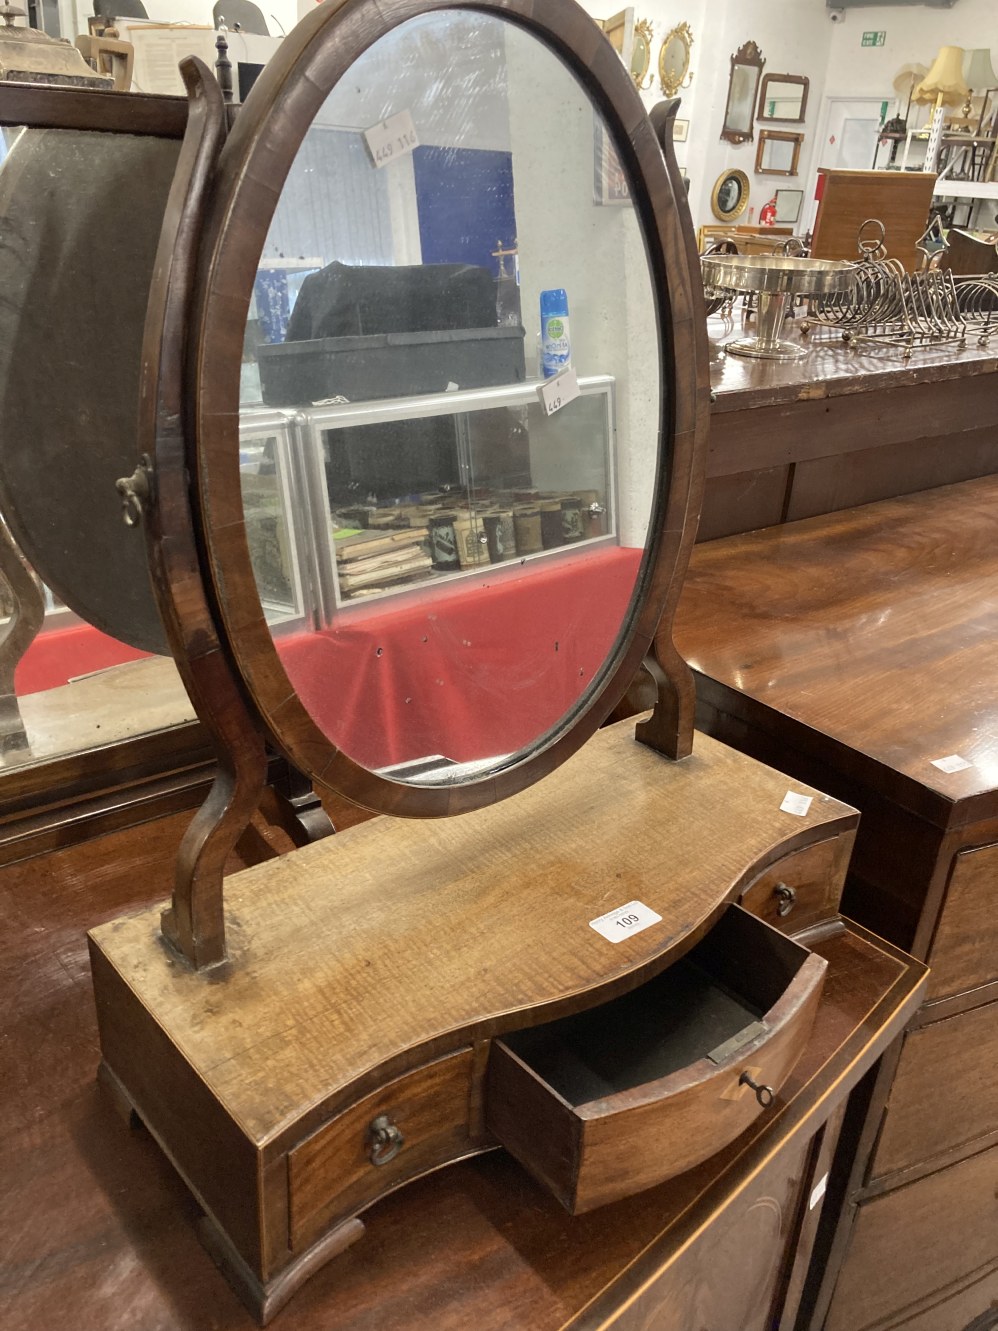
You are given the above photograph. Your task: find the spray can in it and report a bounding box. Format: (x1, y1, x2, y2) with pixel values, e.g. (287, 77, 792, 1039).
(539, 288, 571, 379)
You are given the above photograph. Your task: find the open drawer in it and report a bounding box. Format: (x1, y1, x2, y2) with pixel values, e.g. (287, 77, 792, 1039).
(485, 905, 826, 1213)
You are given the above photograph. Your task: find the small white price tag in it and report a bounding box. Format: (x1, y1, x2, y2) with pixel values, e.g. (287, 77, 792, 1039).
(809, 1173, 828, 1210)
(590, 900, 663, 944)
(780, 791, 813, 817)
(537, 365, 580, 416)
(931, 753, 973, 774)
(364, 109, 419, 169)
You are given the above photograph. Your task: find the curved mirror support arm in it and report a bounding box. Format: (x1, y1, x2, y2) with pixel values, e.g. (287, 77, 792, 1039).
(131, 57, 266, 970)
(0, 516, 44, 759)
(639, 99, 709, 759)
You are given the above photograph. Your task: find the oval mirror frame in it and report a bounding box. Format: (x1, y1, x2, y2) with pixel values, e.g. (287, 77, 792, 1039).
(711, 168, 750, 222)
(191, 0, 699, 819)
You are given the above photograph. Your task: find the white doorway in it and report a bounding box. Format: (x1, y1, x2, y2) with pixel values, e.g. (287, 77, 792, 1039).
(807, 96, 889, 231)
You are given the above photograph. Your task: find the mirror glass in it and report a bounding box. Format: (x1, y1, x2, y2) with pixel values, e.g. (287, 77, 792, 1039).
(757, 131, 801, 176)
(658, 23, 692, 97)
(722, 42, 764, 144)
(758, 75, 808, 123)
(0, 124, 195, 772)
(237, 11, 663, 783)
(711, 169, 749, 222)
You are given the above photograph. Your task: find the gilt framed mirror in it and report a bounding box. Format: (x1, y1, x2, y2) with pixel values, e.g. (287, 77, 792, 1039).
(757, 72, 808, 124)
(658, 21, 693, 98)
(721, 40, 765, 145)
(141, 0, 702, 832)
(710, 168, 749, 221)
(756, 128, 803, 176)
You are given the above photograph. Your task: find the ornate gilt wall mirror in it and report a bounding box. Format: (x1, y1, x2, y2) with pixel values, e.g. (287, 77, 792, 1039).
(658, 20, 693, 97)
(756, 128, 803, 176)
(721, 40, 765, 145)
(711, 167, 750, 221)
(631, 16, 653, 88)
(758, 72, 808, 123)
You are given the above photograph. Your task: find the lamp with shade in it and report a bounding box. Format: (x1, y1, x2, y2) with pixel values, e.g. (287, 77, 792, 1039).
(962, 47, 998, 135)
(914, 45, 968, 170)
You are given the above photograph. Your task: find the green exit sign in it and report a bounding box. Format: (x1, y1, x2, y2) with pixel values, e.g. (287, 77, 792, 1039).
(862, 30, 887, 47)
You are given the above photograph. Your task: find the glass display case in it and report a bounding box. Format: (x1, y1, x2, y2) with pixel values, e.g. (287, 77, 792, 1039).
(299, 375, 616, 609)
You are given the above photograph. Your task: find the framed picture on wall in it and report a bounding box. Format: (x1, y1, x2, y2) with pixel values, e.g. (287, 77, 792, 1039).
(774, 187, 804, 224)
(593, 114, 631, 205)
(673, 118, 689, 142)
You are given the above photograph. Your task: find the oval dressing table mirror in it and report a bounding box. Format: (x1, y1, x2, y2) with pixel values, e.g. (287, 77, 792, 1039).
(83, 4, 926, 1326)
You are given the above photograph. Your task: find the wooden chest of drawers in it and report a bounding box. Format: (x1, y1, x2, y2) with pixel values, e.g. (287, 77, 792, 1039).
(674, 476, 998, 1330)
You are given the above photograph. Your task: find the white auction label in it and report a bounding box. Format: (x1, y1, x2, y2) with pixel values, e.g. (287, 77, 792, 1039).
(537, 365, 581, 416)
(931, 753, 973, 774)
(364, 109, 419, 168)
(780, 790, 813, 817)
(589, 900, 663, 944)
(809, 1173, 828, 1210)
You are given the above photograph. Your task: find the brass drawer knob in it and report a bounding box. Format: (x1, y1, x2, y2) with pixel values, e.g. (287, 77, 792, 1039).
(740, 1072, 775, 1107)
(367, 1113, 404, 1166)
(774, 883, 797, 917)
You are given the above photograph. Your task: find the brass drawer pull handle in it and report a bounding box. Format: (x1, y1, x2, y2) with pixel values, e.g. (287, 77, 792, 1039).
(740, 1072, 775, 1107)
(774, 883, 797, 917)
(367, 1113, 404, 1166)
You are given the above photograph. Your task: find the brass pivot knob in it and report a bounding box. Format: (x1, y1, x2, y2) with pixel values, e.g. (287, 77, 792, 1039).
(367, 1113, 404, 1166)
(740, 1072, 775, 1107)
(774, 882, 797, 917)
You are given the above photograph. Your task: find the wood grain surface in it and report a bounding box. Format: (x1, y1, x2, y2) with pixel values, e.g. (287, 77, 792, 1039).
(676, 474, 998, 828)
(0, 791, 924, 1331)
(90, 722, 856, 1150)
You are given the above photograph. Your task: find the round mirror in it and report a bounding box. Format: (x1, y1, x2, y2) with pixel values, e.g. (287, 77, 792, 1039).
(711, 169, 750, 222)
(194, 0, 687, 816)
(658, 22, 693, 98)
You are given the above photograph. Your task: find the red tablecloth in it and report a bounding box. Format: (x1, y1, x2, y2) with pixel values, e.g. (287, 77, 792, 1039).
(15, 623, 150, 696)
(277, 545, 643, 770)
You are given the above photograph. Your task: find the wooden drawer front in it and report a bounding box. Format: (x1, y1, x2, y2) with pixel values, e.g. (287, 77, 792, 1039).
(928, 842, 998, 1000)
(871, 999, 998, 1180)
(739, 831, 852, 934)
(826, 1143, 998, 1331)
(486, 907, 826, 1214)
(889, 1264, 998, 1331)
(288, 1048, 473, 1251)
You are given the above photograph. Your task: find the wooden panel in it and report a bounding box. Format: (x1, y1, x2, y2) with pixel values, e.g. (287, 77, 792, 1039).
(825, 1142, 998, 1331)
(928, 843, 998, 1000)
(886, 1262, 998, 1331)
(576, 1134, 814, 1331)
(870, 999, 998, 1180)
(739, 831, 852, 935)
(288, 1049, 474, 1251)
(698, 468, 790, 542)
(787, 427, 998, 523)
(675, 476, 998, 830)
(811, 169, 937, 273)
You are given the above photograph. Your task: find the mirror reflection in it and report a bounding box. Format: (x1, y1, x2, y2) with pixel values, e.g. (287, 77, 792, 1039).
(721, 41, 765, 145)
(238, 12, 662, 782)
(0, 124, 195, 772)
(758, 75, 808, 123)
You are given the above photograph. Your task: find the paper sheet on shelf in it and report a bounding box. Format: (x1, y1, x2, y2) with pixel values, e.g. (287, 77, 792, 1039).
(127, 24, 282, 97)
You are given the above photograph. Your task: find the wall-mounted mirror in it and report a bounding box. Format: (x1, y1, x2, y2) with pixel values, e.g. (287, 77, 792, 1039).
(631, 17, 653, 89)
(710, 168, 749, 221)
(191, 4, 687, 817)
(756, 129, 803, 176)
(758, 73, 808, 124)
(658, 21, 693, 97)
(721, 40, 765, 145)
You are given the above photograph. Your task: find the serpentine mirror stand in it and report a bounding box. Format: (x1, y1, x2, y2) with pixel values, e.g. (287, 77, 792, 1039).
(90, 8, 821, 1323)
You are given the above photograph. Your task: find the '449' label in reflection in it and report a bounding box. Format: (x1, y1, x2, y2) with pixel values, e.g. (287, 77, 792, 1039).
(365, 110, 420, 169)
(589, 900, 663, 943)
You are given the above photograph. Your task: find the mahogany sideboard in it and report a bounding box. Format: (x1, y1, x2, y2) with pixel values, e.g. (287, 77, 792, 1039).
(699, 316, 998, 544)
(675, 474, 998, 1330)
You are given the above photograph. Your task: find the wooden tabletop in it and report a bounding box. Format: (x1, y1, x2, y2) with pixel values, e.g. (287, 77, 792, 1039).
(707, 312, 998, 413)
(675, 474, 998, 827)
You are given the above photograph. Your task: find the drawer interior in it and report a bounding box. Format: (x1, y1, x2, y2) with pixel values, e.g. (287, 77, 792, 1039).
(499, 906, 809, 1105)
